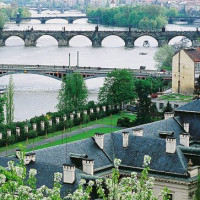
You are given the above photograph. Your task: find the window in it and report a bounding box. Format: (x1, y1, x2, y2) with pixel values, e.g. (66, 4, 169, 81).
(159, 103, 164, 109)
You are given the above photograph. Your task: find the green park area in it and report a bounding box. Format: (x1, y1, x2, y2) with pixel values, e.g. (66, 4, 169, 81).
(159, 93, 194, 102)
(0, 111, 136, 154)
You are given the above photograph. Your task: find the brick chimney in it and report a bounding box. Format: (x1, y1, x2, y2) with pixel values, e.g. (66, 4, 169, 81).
(94, 133, 104, 149)
(63, 164, 75, 184)
(166, 137, 176, 154)
(183, 123, 189, 133)
(82, 159, 94, 176)
(133, 128, 143, 137)
(122, 132, 129, 148)
(180, 133, 190, 147)
(164, 112, 174, 120)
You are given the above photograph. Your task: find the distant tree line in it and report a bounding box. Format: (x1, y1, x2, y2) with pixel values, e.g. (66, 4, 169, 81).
(87, 5, 179, 29)
(0, 2, 31, 29)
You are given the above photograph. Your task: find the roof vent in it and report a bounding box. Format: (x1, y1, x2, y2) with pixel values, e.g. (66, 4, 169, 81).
(158, 131, 174, 139)
(183, 123, 189, 133)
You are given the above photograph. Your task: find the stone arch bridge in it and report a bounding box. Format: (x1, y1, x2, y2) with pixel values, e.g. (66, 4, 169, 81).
(0, 30, 200, 47)
(9, 16, 90, 24)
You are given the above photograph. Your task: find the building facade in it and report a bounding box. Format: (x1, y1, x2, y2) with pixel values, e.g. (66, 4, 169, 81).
(172, 48, 200, 95)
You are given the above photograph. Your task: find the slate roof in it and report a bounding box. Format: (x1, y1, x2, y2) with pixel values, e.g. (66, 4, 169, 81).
(184, 48, 200, 62)
(175, 98, 200, 113)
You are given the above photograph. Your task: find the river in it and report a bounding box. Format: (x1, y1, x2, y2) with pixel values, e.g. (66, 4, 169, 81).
(0, 10, 198, 121)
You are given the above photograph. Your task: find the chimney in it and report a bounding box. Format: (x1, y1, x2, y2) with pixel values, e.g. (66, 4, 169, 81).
(94, 133, 104, 149)
(63, 164, 75, 184)
(24, 153, 36, 165)
(133, 128, 143, 137)
(82, 159, 94, 176)
(180, 133, 190, 147)
(184, 123, 189, 133)
(166, 137, 176, 154)
(164, 112, 174, 120)
(122, 132, 129, 148)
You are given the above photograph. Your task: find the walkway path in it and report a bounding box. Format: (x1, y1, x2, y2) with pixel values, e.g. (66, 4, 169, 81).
(0, 124, 121, 157)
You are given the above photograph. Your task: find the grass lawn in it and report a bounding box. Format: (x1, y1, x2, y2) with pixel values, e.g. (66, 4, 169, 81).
(0, 111, 136, 153)
(159, 93, 193, 102)
(27, 127, 120, 151)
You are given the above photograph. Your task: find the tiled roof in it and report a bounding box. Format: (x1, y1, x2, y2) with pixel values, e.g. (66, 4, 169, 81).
(184, 48, 200, 62)
(175, 98, 200, 113)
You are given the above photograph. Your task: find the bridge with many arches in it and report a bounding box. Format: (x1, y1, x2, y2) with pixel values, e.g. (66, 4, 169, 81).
(0, 29, 200, 48)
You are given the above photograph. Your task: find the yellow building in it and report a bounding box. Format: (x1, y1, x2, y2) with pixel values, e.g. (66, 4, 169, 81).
(172, 48, 200, 95)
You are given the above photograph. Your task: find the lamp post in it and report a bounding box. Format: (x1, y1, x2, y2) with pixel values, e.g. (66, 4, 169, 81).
(68, 53, 71, 69)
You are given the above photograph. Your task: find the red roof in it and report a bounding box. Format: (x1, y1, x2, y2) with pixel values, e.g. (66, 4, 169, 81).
(184, 48, 200, 62)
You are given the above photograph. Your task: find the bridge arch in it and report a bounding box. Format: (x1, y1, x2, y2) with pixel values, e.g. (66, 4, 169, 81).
(0, 71, 63, 81)
(134, 35, 158, 47)
(101, 35, 125, 47)
(45, 18, 69, 24)
(168, 36, 192, 47)
(69, 35, 92, 46)
(4, 36, 25, 46)
(36, 35, 59, 46)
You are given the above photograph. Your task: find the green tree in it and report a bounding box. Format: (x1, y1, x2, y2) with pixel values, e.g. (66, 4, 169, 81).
(57, 73, 88, 112)
(0, 94, 5, 124)
(135, 79, 152, 125)
(0, 12, 6, 29)
(163, 101, 173, 113)
(154, 45, 175, 70)
(6, 75, 15, 124)
(98, 69, 136, 107)
(194, 175, 200, 200)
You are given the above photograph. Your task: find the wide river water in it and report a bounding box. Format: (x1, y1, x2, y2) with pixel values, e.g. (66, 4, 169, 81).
(0, 10, 198, 121)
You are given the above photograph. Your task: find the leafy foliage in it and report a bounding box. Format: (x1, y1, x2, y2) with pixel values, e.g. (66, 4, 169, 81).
(57, 73, 88, 112)
(0, 94, 5, 124)
(6, 75, 15, 125)
(87, 5, 178, 29)
(154, 45, 175, 70)
(98, 69, 136, 106)
(163, 101, 173, 113)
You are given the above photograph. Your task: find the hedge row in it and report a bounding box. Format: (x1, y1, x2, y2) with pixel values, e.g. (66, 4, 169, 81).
(0, 102, 120, 147)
